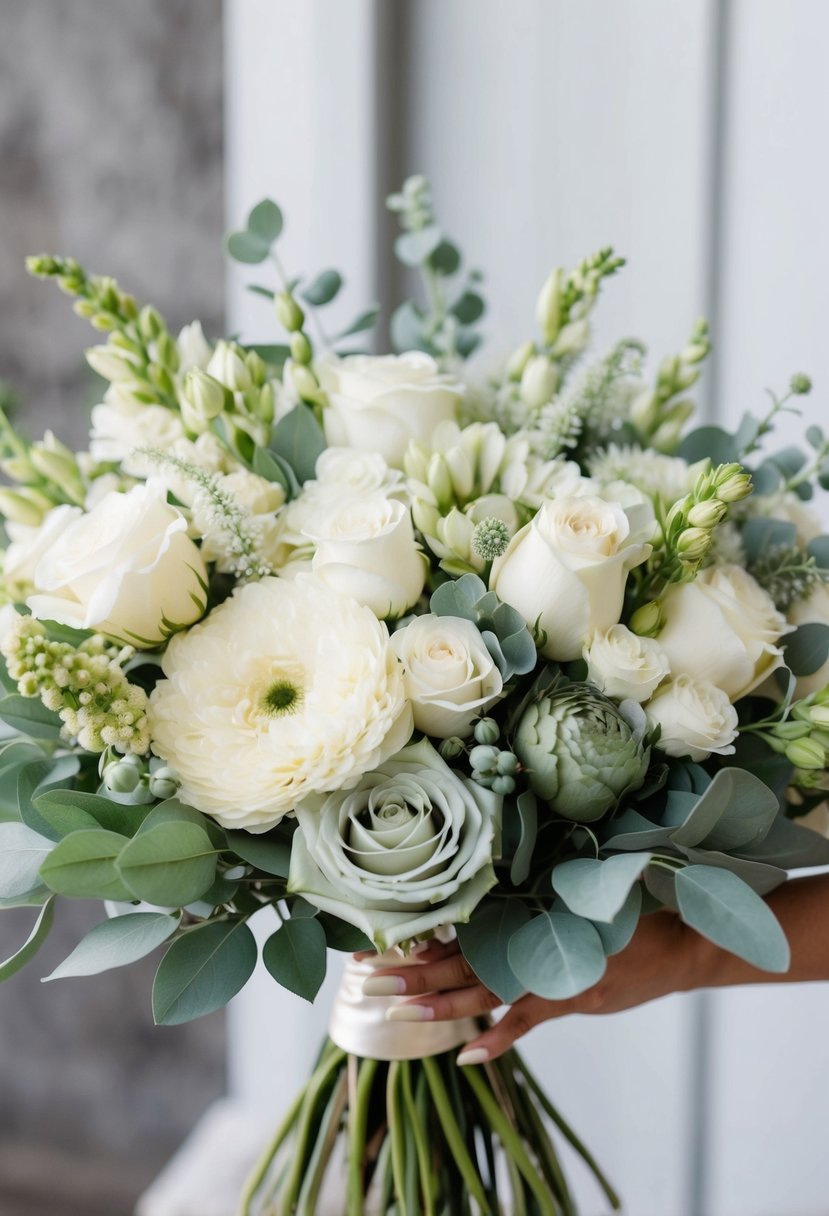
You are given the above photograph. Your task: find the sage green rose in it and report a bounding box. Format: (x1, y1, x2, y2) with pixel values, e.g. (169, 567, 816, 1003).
(515, 680, 650, 822)
(287, 738, 501, 951)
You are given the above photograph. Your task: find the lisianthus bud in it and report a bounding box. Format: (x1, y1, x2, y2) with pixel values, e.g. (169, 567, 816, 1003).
(520, 355, 558, 410)
(506, 340, 536, 382)
(207, 340, 252, 391)
(291, 364, 325, 406)
(427, 453, 455, 510)
(551, 319, 590, 358)
(715, 466, 753, 503)
(290, 331, 313, 365)
(630, 600, 665, 638)
(438, 736, 465, 761)
(536, 269, 564, 345)
(687, 499, 727, 529)
(276, 292, 305, 333)
(138, 305, 165, 341)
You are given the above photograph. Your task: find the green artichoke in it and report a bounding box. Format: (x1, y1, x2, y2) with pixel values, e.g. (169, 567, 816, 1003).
(514, 680, 650, 822)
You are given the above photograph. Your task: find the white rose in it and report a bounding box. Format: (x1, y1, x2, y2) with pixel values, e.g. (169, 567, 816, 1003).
(490, 494, 651, 661)
(2, 505, 80, 598)
(89, 392, 185, 474)
(317, 352, 464, 468)
(307, 494, 426, 619)
(584, 624, 670, 703)
(314, 447, 403, 498)
(657, 564, 789, 700)
(391, 614, 503, 738)
(645, 675, 739, 762)
(788, 585, 829, 696)
(27, 481, 208, 648)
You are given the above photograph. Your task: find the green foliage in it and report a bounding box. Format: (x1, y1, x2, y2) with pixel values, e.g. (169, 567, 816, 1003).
(270, 403, 327, 485)
(508, 910, 606, 1000)
(225, 829, 291, 878)
(117, 822, 217, 906)
(226, 199, 284, 264)
(457, 899, 530, 1004)
(43, 911, 180, 982)
(39, 829, 133, 901)
(429, 574, 536, 680)
(592, 885, 642, 956)
(552, 854, 651, 924)
(675, 865, 790, 972)
(0, 898, 55, 982)
(0, 695, 62, 739)
(301, 270, 343, 307)
(0, 822, 54, 901)
(782, 623, 829, 677)
(152, 920, 258, 1024)
(263, 916, 327, 1002)
(31, 788, 153, 839)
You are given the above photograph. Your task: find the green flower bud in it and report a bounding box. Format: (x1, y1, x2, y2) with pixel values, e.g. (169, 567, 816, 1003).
(276, 292, 305, 333)
(789, 373, 812, 395)
(473, 718, 500, 746)
(471, 517, 511, 562)
(715, 468, 753, 503)
(786, 737, 826, 770)
(245, 349, 267, 387)
(291, 364, 324, 406)
(505, 340, 536, 382)
(687, 499, 727, 529)
(676, 527, 710, 561)
(535, 268, 564, 345)
(103, 758, 143, 794)
(809, 704, 829, 727)
(491, 774, 516, 796)
(514, 680, 650, 822)
(773, 720, 812, 741)
(469, 744, 499, 773)
(148, 766, 180, 800)
(290, 331, 313, 365)
(1, 455, 36, 483)
(254, 382, 275, 425)
(0, 488, 51, 527)
(183, 369, 227, 424)
(85, 345, 139, 384)
(495, 751, 519, 776)
(439, 736, 466, 761)
(155, 332, 180, 372)
(427, 453, 455, 510)
(138, 305, 165, 341)
(630, 600, 665, 638)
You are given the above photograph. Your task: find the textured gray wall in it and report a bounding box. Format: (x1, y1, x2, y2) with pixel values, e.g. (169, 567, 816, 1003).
(0, 2, 225, 1210)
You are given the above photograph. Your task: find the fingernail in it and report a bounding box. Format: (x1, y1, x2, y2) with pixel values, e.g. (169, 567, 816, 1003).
(386, 1005, 435, 1023)
(362, 976, 406, 997)
(411, 940, 432, 956)
(456, 1047, 489, 1067)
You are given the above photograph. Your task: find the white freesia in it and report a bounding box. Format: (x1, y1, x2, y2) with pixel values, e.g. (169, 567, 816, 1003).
(318, 352, 464, 468)
(788, 586, 829, 696)
(491, 493, 651, 661)
(89, 392, 185, 474)
(391, 614, 503, 738)
(206, 339, 251, 391)
(148, 576, 413, 831)
(645, 675, 739, 761)
(176, 320, 213, 372)
(584, 624, 670, 702)
(287, 738, 500, 950)
(307, 494, 426, 618)
(657, 564, 790, 700)
(27, 481, 207, 647)
(2, 505, 80, 598)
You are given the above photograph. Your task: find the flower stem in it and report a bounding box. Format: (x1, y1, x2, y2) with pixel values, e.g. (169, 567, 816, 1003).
(422, 1056, 494, 1216)
(346, 1056, 378, 1216)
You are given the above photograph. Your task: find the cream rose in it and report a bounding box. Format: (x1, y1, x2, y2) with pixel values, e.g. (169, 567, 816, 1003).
(27, 481, 208, 648)
(391, 614, 503, 738)
(788, 586, 829, 696)
(657, 564, 790, 701)
(314, 447, 403, 498)
(490, 494, 651, 661)
(645, 675, 739, 762)
(288, 738, 500, 950)
(317, 352, 464, 468)
(584, 624, 670, 703)
(306, 494, 426, 619)
(89, 391, 185, 475)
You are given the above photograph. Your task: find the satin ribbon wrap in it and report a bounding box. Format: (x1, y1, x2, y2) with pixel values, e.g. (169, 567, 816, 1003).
(329, 948, 479, 1061)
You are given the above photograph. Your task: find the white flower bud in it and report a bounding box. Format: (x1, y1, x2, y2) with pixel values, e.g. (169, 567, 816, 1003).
(520, 355, 559, 410)
(85, 345, 140, 383)
(536, 269, 564, 345)
(206, 340, 252, 391)
(0, 488, 52, 527)
(551, 319, 590, 357)
(505, 340, 536, 381)
(182, 369, 227, 429)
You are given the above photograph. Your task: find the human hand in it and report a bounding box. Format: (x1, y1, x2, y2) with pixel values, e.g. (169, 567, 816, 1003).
(360, 911, 704, 1065)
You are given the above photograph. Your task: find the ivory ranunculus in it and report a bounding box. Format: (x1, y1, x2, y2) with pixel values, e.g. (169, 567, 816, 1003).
(490, 494, 651, 661)
(306, 494, 426, 619)
(584, 624, 670, 703)
(645, 675, 739, 761)
(317, 352, 464, 468)
(287, 738, 500, 950)
(391, 614, 503, 738)
(149, 576, 413, 831)
(656, 564, 789, 701)
(27, 481, 208, 647)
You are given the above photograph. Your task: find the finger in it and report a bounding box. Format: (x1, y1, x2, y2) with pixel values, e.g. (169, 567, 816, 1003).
(456, 994, 570, 1064)
(363, 950, 476, 997)
(386, 984, 502, 1024)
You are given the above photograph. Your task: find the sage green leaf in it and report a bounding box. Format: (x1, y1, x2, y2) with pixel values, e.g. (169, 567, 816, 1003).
(508, 910, 606, 1000)
(390, 301, 429, 353)
(0, 822, 54, 899)
(225, 829, 291, 878)
(39, 829, 133, 901)
(677, 426, 737, 465)
(644, 863, 679, 910)
(675, 865, 790, 972)
(741, 814, 829, 868)
(428, 240, 461, 276)
(34, 789, 152, 838)
(271, 403, 326, 485)
(457, 899, 530, 1003)
(0, 897, 55, 982)
(263, 917, 327, 1002)
(117, 822, 217, 906)
(316, 913, 372, 953)
(0, 743, 44, 817)
(783, 623, 829, 677)
(244, 342, 290, 368)
(252, 446, 294, 496)
(741, 517, 797, 561)
(247, 198, 283, 243)
(676, 846, 786, 895)
(153, 920, 258, 1024)
(509, 790, 537, 886)
(592, 884, 642, 956)
(601, 809, 674, 851)
(450, 291, 485, 324)
(226, 230, 269, 264)
(552, 853, 651, 923)
(337, 307, 379, 339)
(301, 269, 343, 306)
(43, 911, 180, 982)
(137, 798, 225, 847)
(669, 768, 778, 852)
(0, 695, 62, 739)
(395, 225, 442, 267)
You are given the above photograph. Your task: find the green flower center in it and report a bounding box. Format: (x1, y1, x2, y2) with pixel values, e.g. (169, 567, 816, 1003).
(261, 679, 303, 717)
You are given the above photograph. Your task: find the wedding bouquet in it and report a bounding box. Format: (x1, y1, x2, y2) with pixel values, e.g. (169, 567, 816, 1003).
(2, 175, 829, 1215)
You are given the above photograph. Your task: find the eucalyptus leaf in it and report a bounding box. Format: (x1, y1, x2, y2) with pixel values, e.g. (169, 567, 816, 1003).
(0, 695, 62, 739)
(117, 822, 217, 907)
(390, 301, 430, 354)
(252, 446, 296, 497)
(0, 822, 54, 899)
(428, 240, 461, 276)
(644, 863, 680, 910)
(806, 535, 829, 569)
(602, 809, 674, 851)
(668, 767, 778, 852)
(338, 307, 380, 339)
(395, 225, 443, 267)
(247, 198, 284, 243)
(0, 897, 55, 982)
(457, 899, 530, 1004)
(226, 230, 270, 264)
(450, 291, 485, 325)
(43, 911, 180, 982)
(153, 920, 258, 1024)
(508, 910, 606, 1000)
(592, 884, 641, 956)
(244, 343, 291, 368)
(263, 917, 327, 1002)
(509, 791, 537, 886)
(271, 403, 326, 485)
(782, 623, 829, 677)
(33, 789, 152, 839)
(0, 743, 45, 816)
(225, 830, 291, 878)
(39, 829, 133, 901)
(741, 814, 829, 868)
(675, 846, 786, 896)
(301, 269, 343, 306)
(552, 853, 651, 923)
(17, 756, 81, 839)
(741, 517, 798, 562)
(677, 426, 737, 465)
(675, 865, 790, 972)
(137, 798, 226, 849)
(767, 445, 808, 480)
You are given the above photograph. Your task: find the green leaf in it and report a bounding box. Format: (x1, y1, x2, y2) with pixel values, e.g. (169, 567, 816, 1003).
(450, 291, 485, 324)
(677, 426, 738, 465)
(153, 920, 258, 1024)
(509, 791, 537, 886)
(668, 767, 778, 852)
(741, 814, 829, 868)
(676, 846, 785, 895)
(246, 284, 276, 301)
(17, 757, 81, 839)
(226, 230, 270, 264)
(0, 743, 45, 817)
(806, 424, 824, 449)
(244, 342, 290, 368)
(508, 910, 606, 1000)
(247, 198, 284, 243)
(252, 446, 296, 496)
(428, 240, 461, 276)
(117, 822, 217, 907)
(43, 911, 180, 982)
(806, 535, 829, 569)
(316, 912, 372, 953)
(271, 403, 327, 484)
(0, 695, 62, 739)
(675, 865, 790, 972)
(0, 897, 55, 982)
(263, 917, 327, 1002)
(0, 822, 54, 899)
(337, 307, 380, 339)
(782, 623, 829, 676)
(301, 270, 343, 307)
(741, 517, 798, 562)
(137, 798, 226, 849)
(592, 885, 642, 956)
(552, 854, 651, 923)
(767, 445, 808, 480)
(395, 225, 443, 267)
(601, 809, 674, 851)
(33, 789, 152, 839)
(390, 301, 430, 354)
(39, 829, 133, 901)
(457, 899, 530, 1004)
(225, 829, 291, 877)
